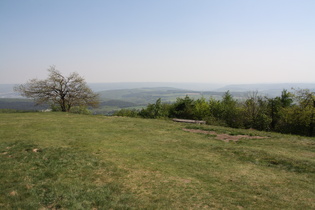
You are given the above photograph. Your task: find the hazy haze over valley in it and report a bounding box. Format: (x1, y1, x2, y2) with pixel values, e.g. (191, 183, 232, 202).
(2, 82, 315, 99)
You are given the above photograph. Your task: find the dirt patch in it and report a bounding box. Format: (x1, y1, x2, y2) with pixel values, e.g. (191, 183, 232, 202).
(183, 129, 268, 142)
(9, 191, 18, 196)
(32, 148, 40, 153)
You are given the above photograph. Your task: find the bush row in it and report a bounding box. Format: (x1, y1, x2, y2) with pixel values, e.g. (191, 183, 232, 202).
(114, 89, 315, 137)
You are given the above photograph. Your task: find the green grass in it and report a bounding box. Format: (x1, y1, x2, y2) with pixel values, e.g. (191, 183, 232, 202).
(0, 113, 314, 209)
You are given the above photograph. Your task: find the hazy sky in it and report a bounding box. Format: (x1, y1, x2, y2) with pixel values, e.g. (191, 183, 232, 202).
(1, 0, 314, 84)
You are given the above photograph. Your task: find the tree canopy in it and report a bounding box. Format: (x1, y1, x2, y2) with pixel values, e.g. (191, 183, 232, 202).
(14, 66, 99, 112)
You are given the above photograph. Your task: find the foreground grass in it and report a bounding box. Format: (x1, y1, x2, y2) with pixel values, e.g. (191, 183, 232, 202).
(0, 113, 314, 209)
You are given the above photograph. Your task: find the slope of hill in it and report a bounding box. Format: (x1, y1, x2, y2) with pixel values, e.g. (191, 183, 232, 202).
(1, 113, 314, 209)
(98, 87, 202, 104)
(88, 82, 224, 92)
(216, 83, 315, 97)
(0, 98, 48, 111)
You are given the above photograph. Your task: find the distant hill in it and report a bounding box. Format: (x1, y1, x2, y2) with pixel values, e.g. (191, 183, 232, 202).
(3, 82, 314, 99)
(98, 87, 190, 104)
(0, 98, 48, 111)
(1, 83, 224, 98)
(97, 87, 230, 104)
(215, 83, 315, 97)
(88, 82, 224, 92)
(1, 82, 314, 114)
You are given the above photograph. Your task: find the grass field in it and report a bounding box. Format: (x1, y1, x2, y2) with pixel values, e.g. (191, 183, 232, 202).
(0, 113, 314, 209)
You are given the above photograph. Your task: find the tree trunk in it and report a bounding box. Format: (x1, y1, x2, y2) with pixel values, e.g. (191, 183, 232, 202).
(60, 96, 67, 112)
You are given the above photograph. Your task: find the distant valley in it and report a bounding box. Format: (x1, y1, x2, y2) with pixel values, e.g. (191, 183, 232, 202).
(1, 82, 314, 114)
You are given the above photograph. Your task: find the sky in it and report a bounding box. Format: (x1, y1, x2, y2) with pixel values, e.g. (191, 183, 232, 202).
(1, 0, 315, 85)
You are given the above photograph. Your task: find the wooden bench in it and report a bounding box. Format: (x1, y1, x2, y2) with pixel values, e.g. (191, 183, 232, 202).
(172, 118, 206, 124)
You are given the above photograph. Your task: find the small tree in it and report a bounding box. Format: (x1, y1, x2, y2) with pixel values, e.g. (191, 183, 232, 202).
(139, 98, 171, 119)
(221, 91, 242, 128)
(268, 89, 293, 131)
(169, 96, 196, 119)
(294, 89, 315, 136)
(243, 91, 271, 130)
(14, 66, 99, 112)
(194, 97, 210, 120)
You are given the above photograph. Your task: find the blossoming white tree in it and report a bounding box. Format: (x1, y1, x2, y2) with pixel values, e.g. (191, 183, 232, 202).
(15, 66, 99, 112)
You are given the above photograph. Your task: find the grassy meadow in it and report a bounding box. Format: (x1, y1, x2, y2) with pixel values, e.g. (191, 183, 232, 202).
(0, 112, 314, 209)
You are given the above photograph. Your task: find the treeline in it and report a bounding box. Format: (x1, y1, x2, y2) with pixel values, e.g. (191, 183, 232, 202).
(114, 89, 315, 137)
